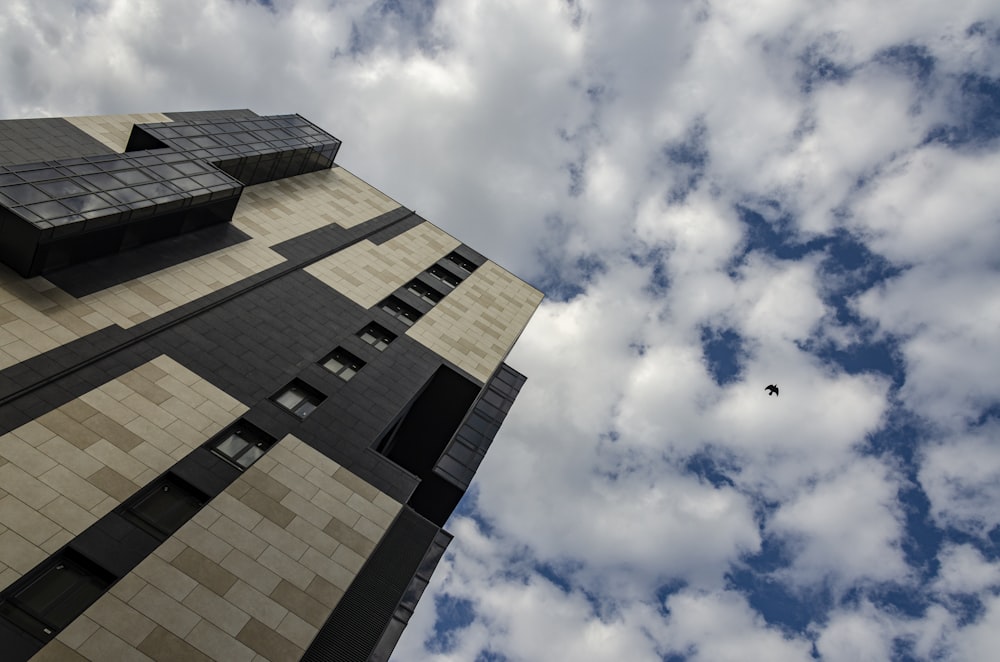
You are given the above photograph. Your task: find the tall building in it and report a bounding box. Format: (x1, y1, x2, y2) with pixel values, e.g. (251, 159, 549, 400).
(0, 110, 541, 661)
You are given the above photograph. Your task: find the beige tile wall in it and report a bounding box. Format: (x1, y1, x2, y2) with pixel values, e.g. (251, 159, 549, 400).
(65, 113, 174, 152)
(305, 221, 460, 308)
(0, 266, 116, 371)
(406, 260, 544, 383)
(34, 435, 401, 662)
(0, 356, 246, 594)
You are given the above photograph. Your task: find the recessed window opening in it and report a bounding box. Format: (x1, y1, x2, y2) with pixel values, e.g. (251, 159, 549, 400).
(0, 553, 112, 640)
(380, 296, 421, 326)
(322, 348, 365, 381)
(427, 264, 461, 289)
(273, 381, 325, 418)
(210, 423, 275, 469)
(406, 279, 443, 304)
(445, 252, 476, 274)
(124, 475, 207, 540)
(359, 322, 395, 351)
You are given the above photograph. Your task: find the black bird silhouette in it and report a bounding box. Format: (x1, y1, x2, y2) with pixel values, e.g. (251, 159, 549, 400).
(765, 384, 779, 396)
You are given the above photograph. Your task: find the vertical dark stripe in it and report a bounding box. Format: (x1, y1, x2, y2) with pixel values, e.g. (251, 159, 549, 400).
(302, 507, 439, 662)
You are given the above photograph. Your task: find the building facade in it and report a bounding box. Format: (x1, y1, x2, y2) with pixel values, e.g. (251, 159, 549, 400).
(0, 110, 541, 661)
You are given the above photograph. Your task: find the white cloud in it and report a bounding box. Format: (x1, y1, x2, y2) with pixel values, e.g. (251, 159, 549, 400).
(767, 459, 909, 588)
(660, 590, 813, 662)
(933, 544, 1000, 595)
(920, 426, 1000, 537)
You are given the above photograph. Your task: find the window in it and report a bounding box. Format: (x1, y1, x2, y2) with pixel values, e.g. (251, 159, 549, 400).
(322, 348, 365, 381)
(380, 296, 421, 326)
(427, 264, 462, 289)
(358, 322, 395, 351)
(272, 381, 325, 418)
(0, 553, 111, 640)
(445, 252, 477, 274)
(405, 279, 443, 304)
(124, 476, 206, 540)
(210, 424, 275, 469)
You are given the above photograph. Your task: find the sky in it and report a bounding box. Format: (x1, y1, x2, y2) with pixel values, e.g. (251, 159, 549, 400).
(2, 0, 1000, 660)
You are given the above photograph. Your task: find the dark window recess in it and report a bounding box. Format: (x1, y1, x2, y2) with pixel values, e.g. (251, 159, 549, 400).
(358, 323, 395, 351)
(209, 423, 276, 469)
(0, 552, 112, 641)
(379, 296, 421, 326)
(273, 380, 325, 418)
(123, 475, 207, 541)
(445, 251, 476, 274)
(375, 367, 480, 526)
(405, 279, 443, 304)
(426, 264, 462, 289)
(322, 348, 365, 381)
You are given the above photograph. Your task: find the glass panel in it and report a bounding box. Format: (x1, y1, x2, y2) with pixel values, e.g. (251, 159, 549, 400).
(275, 388, 306, 410)
(36, 180, 88, 198)
(1, 183, 49, 205)
(25, 200, 73, 220)
(59, 193, 116, 214)
(236, 444, 265, 468)
(112, 169, 152, 185)
(134, 484, 203, 535)
(340, 367, 356, 381)
(214, 433, 250, 459)
(106, 187, 146, 204)
(295, 401, 318, 418)
(323, 357, 345, 373)
(46, 577, 106, 629)
(18, 168, 60, 182)
(17, 564, 80, 615)
(375, 340, 388, 351)
(360, 331, 376, 345)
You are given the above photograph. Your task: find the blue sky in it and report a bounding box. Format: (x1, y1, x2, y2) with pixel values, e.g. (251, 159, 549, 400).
(3, 1, 1000, 659)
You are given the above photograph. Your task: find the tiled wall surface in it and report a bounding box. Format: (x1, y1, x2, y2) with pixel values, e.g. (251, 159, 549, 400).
(65, 113, 174, 152)
(304, 222, 460, 308)
(30, 435, 401, 662)
(0, 355, 246, 593)
(0, 268, 115, 370)
(234, 168, 399, 241)
(407, 260, 544, 383)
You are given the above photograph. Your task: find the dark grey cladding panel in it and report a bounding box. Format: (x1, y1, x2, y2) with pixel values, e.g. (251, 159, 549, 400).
(163, 109, 259, 121)
(271, 205, 414, 259)
(45, 222, 252, 297)
(302, 506, 441, 662)
(142, 267, 471, 502)
(0, 117, 115, 167)
(369, 528, 452, 662)
(434, 362, 527, 490)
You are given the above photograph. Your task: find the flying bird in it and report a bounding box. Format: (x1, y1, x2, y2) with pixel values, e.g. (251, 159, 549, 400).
(765, 384, 779, 396)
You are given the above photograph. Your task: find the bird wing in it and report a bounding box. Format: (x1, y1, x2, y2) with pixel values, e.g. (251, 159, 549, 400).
(774, 386, 779, 396)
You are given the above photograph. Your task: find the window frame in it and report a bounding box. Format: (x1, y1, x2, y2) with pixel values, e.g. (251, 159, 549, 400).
(358, 322, 396, 351)
(445, 252, 476, 274)
(379, 296, 421, 326)
(123, 474, 208, 541)
(209, 423, 275, 470)
(272, 380, 325, 418)
(321, 347, 366, 381)
(0, 553, 112, 640)
(426, 264, 462, 289)
(405, 279, 443, 304)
